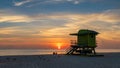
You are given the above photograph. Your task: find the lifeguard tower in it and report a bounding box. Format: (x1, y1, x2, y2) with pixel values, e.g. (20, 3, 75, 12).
(66, 29, 99, 55)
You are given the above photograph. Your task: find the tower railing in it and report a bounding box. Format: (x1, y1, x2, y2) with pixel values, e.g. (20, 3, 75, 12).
(70, 40, 77, 46)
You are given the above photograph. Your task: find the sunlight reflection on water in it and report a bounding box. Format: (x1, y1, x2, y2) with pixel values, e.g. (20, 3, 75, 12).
(0, 49, 120, 56)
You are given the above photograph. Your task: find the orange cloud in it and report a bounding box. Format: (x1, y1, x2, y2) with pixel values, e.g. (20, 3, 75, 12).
(0, 9, 120, 49)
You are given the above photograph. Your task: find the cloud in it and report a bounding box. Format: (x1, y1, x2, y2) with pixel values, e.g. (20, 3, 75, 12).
(0, 10, 32, 23)
(0, 15, 31, 23)
(0, 9, 120, 41)
(37, 9, 120, 40)
(13, 0, 32, 6)
(73, 0, 80, 4)
(98, 9, 120, 23)
(13, 0, 85, 7)
(0, 27, 19, 34)
(0, 9, 120, 49)
(1, 9, 120, 24)
(0, 26, 42, 38)
(12, 0, 114, 7)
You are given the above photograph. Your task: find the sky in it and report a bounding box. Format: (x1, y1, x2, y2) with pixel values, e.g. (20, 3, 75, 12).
(0, 0, 120, 49)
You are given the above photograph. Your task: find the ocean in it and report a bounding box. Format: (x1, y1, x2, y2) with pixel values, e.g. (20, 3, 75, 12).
(0, 49, 65, 56)
(0, 49, 120, 56)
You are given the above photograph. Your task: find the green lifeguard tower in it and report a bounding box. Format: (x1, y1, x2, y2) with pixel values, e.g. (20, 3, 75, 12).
(66, 29, 99, 55)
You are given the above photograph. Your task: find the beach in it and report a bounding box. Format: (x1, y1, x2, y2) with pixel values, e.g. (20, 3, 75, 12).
(0, 53, 120, 68)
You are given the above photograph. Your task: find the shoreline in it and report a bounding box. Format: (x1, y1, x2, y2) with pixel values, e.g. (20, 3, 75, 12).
(0, 49, 120, 56)
(0, 52, 120, 57)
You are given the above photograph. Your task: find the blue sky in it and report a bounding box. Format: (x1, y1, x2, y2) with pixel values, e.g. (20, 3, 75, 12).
(0, 0, 120, 14)
(0, 0, 120, 49)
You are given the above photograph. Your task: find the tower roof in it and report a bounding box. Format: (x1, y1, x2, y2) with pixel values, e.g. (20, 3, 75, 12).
(70, 29, 99, 36)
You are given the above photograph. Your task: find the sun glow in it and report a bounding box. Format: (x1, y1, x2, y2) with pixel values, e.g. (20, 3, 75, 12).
(57, 43, 62, 49)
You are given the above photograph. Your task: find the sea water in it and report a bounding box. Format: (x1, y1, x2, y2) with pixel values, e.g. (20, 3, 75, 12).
(0, 49, 65, 56)
(0, 49, 120, 56)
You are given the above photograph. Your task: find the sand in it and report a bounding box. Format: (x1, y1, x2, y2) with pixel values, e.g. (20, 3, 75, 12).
(0, 53, 120, 68)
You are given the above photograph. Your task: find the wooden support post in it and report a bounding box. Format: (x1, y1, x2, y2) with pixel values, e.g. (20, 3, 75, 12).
(93, 48, 96, 55)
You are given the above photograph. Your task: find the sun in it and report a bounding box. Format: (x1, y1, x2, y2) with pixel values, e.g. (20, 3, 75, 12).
(56, 43, 62, 49)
